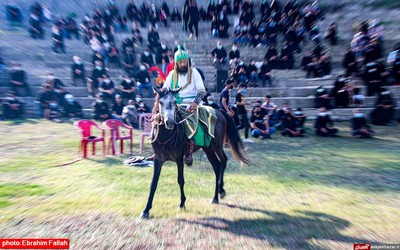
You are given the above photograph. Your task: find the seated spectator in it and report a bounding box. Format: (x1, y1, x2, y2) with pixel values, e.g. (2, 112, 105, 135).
(234, 59, 248, 83)
(259, 59, 272, 87)
(370, 89, 395, 125)
(314, 107, 339, 136)
(87, 61, 106, 97)
(71, 56, 85, 86)
(211, 15, 219, 37)
(135, 95, 150, 113)
(156, 41, 169, 65)
(111, 94, 125, 120)
(306, 55, 323, 78)
(52, 26, 66, 53)
(324, 22, 337, 46)
(65, 17, 80, 40)
(6, 1, 23, 24)
(29, 12, 43, 39)
(342, 47, 358, 77)
(351, 81, 365, 106)
(122, 47, 138, 77)
(228, 44, 240, 63)
(171, 7, 182, 21)
(39, 84, 60, 121)
(320, 53, 332, 77)
(293, 108, 306, 129)
(2, 91, 24, 119)
(391, 50, 400, 84)
(364, 60, 385, 96)
(141, 49, 155, 69)
(233, 21, 249, 46)
(131, 22, 144, 45)
(217, 12, 229, 38)
(281, 108, 304, 137)
(98, 74, 115, 101)
(136, 65, 153, 97)
(93, 93, 111, 121)
(250, 105, 276, 139)
(279, 42, 294, 69)
(119, 74, 136, 100)
(107, 42, 121, 67)
(204, 95, 220, 109)
(246, 59, 259, 87)
(62, 94, 82, 119)
(315, 85, 331, 109)
(351, 109, 374, 138)
(211, 40, 227, 68)
(147, 27, 161, 54)
(10, 62, 31, 97)
(122, 99, 139, 128)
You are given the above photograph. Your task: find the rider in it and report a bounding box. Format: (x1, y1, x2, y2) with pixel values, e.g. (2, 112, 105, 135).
(163, 47, 206, 165)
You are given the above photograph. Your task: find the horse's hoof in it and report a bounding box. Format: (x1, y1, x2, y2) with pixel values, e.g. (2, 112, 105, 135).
(141, 211, 149, 219)
(178, 205, 186, 210)
(210, 198, 219, 204)
(219, 191, 227, 199)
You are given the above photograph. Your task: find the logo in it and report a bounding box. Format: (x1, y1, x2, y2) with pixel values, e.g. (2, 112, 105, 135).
(353, 244, 370, 250)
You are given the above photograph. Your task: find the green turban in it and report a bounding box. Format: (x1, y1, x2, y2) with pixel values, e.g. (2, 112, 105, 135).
(174, 47, 189, 62)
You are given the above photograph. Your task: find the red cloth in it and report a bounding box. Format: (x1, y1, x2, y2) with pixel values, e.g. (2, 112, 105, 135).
(166, 61, 175, 77)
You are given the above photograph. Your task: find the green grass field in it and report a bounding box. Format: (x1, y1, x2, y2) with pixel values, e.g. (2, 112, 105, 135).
(0, 119, 399, 249)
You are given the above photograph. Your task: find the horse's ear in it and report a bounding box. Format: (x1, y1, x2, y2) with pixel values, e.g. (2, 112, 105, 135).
(170, 87, 182, 95)
(153, 86, 163, 96)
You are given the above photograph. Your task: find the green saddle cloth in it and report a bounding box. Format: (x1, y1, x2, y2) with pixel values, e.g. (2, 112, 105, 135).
(178, 105, 217, 147)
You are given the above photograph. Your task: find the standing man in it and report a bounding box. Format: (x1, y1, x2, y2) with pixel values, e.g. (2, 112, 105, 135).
(235, 83, 254, 142)
(219, 78, 235, 117)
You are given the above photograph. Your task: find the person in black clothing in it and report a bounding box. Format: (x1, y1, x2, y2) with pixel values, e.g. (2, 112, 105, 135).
(2, 91, 24, 119)
(63, 94, 82, 119)
(259, 59, 272, 87)
(198, 5, 207, 21)
(218, 12, 229, 38)
(65, 17, 80, 40)
(342, 48, 358, 77)
(171, 7, 182, 21)
(229, 44, 240, 62)
(119, 74, 136, 100)
(137, 65, 153, 97)
(306, 56, 323, 78)
(364, 61, 385, 96)
(126, 0, 139, 21)
(10, 62, 31, 97)
(29, 12, 43, 39)
(134, 95, 150, 114)
(281, 108, 304, 137)
(93, 93, 111, 121)
(364, 38, 382, 64)
(52, 26, 66, 53)
(370, 89, 395, 125)
(265, 44, 279, 69)
(235, 83, 253, 142)
(187, 0, 199, 40)
(141, 49, 155, 69)
(315, 85, 331, 109)
(219, 78, 235, 117)
(107, 42, 121, 67)
(204, 95, 220, 109)
(111, 94, 125, 120)
(156, 41, 169, 65)
(88, 61, 106, 97)
(149, 3, 159, 28)
(98, 74, 116, 101)
(211, 41, 227, 68)
(279, 42, 294, 69)
(246, 59, 259, 87)
(39, 84, 60, 120)
(351, 109, 374, 138)
(293, 108, 306, 129)
(324, 22, 337, 46)
(314, 107, 338, 136)
(122, 47, 138, 77)
(71, 56, 85, 86)
(147, 27, 160, 54)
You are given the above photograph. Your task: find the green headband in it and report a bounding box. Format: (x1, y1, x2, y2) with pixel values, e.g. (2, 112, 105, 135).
(174, 47, 189, 62)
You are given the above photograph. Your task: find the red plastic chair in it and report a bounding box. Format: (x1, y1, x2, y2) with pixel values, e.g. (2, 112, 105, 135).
(103, 119, 133, 155)
(139, 113, 153, 154)
(74, 120, 106, 159)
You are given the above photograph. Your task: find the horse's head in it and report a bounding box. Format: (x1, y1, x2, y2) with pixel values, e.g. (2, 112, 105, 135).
(153, 87, 181, 130)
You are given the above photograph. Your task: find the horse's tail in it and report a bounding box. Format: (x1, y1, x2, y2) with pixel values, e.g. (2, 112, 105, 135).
(220, 110, 251, 165)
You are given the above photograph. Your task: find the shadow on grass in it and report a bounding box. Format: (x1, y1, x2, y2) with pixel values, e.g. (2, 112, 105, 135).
(86, 157, 124, 166)
(4, 118, 41, 125)
(180, 203, 381, 249)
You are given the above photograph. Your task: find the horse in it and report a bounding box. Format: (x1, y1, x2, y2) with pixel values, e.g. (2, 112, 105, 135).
(141, 87, 250, 219)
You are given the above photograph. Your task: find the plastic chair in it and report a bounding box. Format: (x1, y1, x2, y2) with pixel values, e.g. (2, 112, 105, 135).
(74, 119, 106, 159)
(103, 119, 133, 155)
(138, 113, 153, 154)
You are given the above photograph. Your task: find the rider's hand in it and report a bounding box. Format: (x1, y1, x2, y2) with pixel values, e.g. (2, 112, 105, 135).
(186, 102, 198, 112)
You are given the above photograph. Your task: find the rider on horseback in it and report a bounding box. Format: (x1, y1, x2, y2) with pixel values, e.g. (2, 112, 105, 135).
(162, 47, 209, 166)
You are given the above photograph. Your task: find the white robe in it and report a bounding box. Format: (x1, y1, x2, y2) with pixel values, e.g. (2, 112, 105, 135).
(164, 68, 205, 104)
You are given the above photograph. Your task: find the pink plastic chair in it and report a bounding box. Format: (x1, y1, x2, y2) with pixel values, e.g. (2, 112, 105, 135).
(138, 113, 153, 154)
(103, 119, 133, 155)
(74, 120, 106, 158)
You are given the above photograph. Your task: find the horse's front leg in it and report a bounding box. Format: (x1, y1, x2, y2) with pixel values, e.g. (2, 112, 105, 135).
(177, 157, 186, 209)
(141, 158, 164, 219)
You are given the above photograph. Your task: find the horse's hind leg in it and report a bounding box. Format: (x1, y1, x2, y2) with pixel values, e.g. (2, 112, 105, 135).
(203, 147, 221, 204)
(216, 148, 228, 199)
(177, 158, 186, 209)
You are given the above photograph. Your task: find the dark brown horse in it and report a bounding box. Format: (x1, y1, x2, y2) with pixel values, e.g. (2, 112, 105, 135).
(141, 88, 250, 219)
